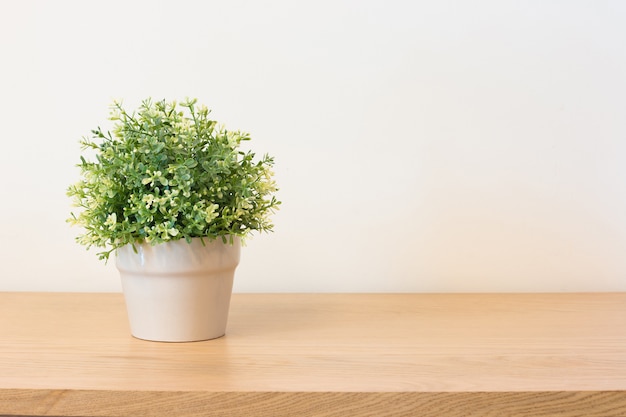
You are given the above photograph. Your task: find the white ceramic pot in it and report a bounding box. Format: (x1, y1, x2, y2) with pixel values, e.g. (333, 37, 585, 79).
(116, 237, 241, 342)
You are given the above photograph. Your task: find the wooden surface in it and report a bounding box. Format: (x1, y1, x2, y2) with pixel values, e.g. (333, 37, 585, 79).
(1, 292, 626, 416)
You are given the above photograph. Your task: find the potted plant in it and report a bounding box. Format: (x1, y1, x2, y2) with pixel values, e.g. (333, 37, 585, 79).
(67, 98, 280, 342)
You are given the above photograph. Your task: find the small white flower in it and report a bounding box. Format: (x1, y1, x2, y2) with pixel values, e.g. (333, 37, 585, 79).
(104, 213, 117, 230)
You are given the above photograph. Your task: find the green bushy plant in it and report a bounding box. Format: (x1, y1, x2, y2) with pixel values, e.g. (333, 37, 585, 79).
(67, 98, 280, 261)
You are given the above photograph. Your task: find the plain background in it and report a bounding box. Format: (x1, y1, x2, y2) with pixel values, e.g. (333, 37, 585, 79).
(1, 1, 626, 293)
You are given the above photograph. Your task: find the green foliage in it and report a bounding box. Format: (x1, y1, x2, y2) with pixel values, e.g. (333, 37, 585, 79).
(67, 98, 280, 261)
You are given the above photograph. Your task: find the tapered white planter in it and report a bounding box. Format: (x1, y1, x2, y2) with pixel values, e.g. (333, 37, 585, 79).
(116, 237, 241, 342)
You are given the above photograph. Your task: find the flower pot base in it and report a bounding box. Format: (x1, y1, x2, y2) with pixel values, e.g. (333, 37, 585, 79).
(116, 238, 240, 342)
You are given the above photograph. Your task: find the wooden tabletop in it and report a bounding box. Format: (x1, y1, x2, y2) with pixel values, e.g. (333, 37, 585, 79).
(1, 292, 626, 416)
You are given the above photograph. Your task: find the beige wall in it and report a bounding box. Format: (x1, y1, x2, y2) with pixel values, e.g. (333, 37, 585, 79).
(1, 1, 626, 292)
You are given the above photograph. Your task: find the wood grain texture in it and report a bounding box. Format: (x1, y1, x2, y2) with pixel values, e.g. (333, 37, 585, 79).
(3, 390, 626, 417)
(1, 292, 626, 416)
